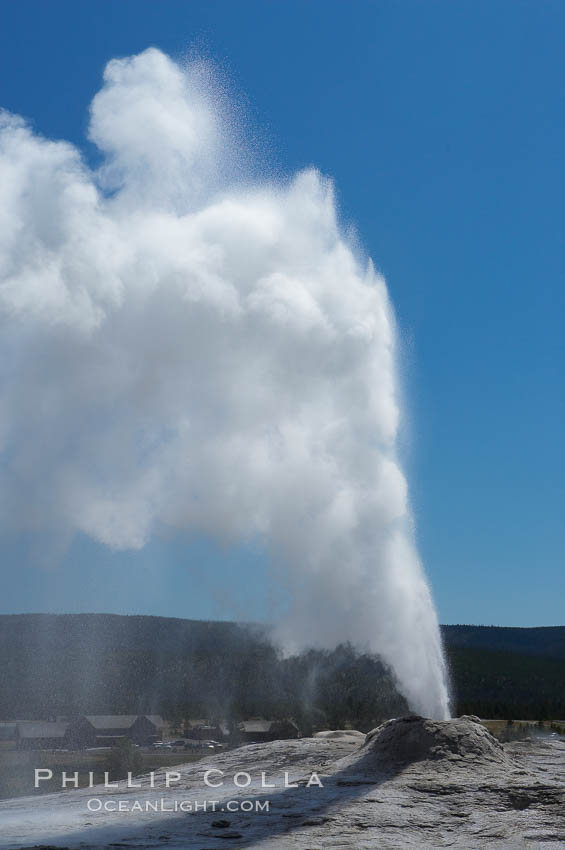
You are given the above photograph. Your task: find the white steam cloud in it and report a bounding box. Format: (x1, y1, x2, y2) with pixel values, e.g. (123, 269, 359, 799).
(0, 49, 449, 718)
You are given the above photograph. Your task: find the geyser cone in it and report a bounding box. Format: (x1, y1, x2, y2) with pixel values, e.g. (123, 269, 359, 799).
(333, 715, 514, 785)
(0, 48, 449, 718)
(362, 715, 507, 768)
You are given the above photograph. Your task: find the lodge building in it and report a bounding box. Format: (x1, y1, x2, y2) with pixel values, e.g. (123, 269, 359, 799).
(14, 714, 164, 749)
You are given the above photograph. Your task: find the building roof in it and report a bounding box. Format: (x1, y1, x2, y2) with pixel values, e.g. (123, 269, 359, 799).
(241, 720, 276, 733)
(17, 721, 68, 739)
(85, 715, 139, 729)
(85, 714, 164, 730)
(93, 734, 128, 740)
(240, 719, 300, 734)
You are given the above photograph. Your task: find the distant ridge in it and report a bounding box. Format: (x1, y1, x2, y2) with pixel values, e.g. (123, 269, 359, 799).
(442, 623, 565, 659)
(1, 614, 564, 721)
(0, 613, 407, 726)
(2, 613, 565, 658)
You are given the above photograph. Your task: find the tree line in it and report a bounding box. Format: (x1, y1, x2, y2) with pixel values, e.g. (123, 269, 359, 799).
(1, 614, 564, 727)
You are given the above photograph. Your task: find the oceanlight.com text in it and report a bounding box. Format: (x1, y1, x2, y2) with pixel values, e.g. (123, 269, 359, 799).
(86, 797, 270, 813)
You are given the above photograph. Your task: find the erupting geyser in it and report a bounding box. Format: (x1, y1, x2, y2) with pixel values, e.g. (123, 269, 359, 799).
(0, 49, 450, 718)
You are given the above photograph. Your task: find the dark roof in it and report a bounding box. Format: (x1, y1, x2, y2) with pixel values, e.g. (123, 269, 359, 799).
(85, 715, 138, 729)
(85, 714, 164, 730)
(240, 719, 296, 732)
(241, 720, 274, 733)
(93, 734, 128, 740)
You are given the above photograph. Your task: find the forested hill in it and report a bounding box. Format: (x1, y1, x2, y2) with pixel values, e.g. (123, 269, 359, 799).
(442, 624, 565, 720)
(0, 612, 262, 658)
(442, 624, 565, 658)
(0, 613, 407, 729)
(1, 614, 564, 724)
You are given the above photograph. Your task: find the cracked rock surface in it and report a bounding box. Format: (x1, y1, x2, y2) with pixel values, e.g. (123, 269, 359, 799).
(1, 716, 564, 849)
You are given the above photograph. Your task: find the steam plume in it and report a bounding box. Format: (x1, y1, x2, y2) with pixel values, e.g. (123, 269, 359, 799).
(0, 49, 450, 718)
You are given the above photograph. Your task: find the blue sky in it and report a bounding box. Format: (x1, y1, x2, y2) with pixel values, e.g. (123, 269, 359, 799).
(0, 0, 563, 626)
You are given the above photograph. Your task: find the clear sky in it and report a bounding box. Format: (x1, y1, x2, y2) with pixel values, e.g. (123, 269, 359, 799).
(0, 0, 563, 627)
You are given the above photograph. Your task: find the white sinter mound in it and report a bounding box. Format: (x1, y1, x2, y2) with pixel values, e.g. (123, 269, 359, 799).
(337, 714, 512, 776)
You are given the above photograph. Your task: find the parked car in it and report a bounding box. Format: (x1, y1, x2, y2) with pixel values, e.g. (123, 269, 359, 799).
(184, 739, 215, 750)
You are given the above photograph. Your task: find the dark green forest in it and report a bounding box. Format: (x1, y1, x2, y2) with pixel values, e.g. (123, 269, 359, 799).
(1, 614, 564, 729)
(443, 623, 565, 720)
